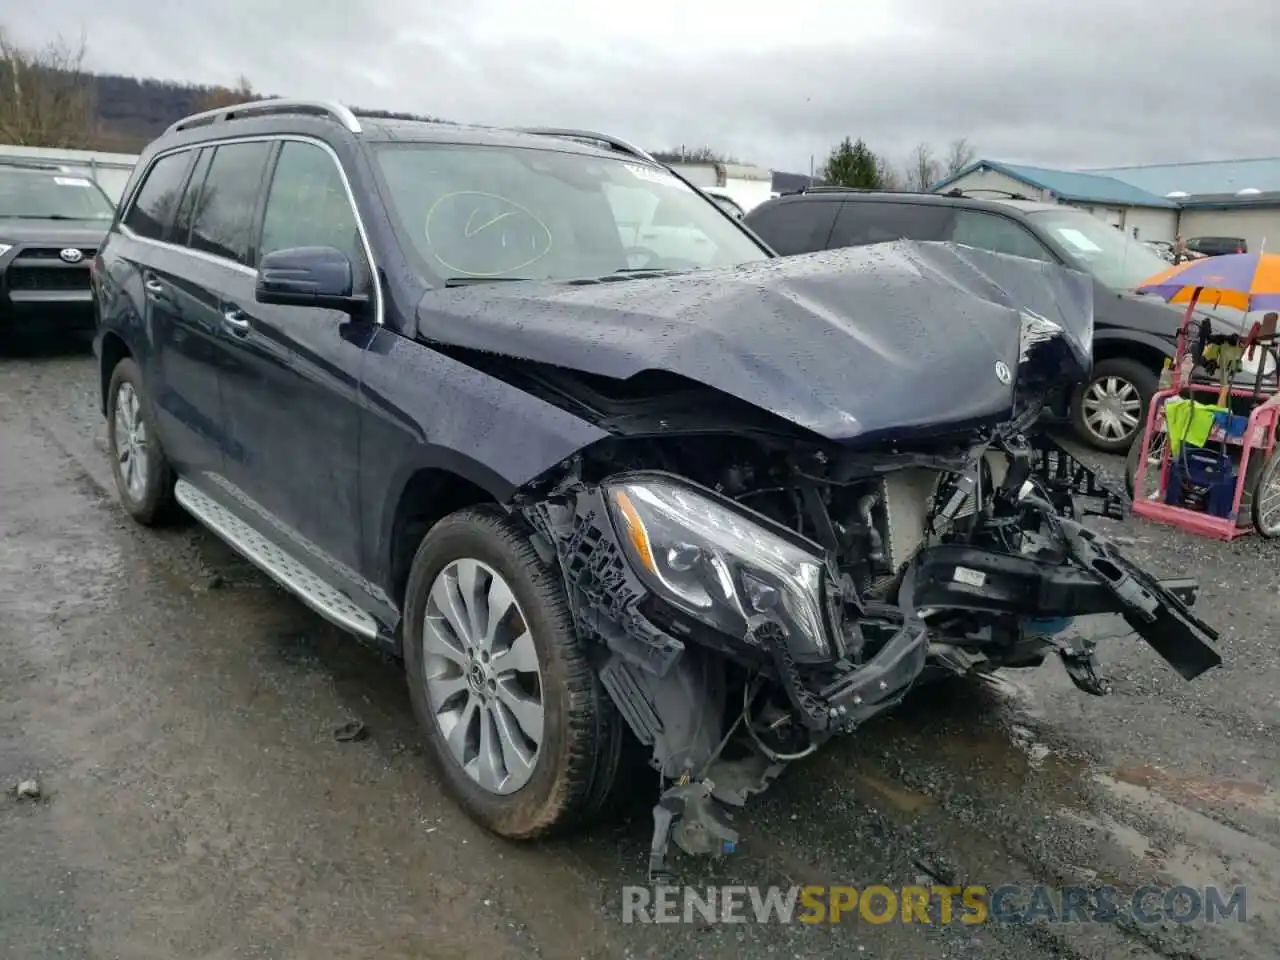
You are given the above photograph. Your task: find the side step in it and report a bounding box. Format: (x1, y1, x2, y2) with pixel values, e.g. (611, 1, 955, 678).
(174, 479, 378, 640)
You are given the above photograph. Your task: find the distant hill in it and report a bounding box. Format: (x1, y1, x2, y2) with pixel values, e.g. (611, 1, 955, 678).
(74, 71, 445, 152)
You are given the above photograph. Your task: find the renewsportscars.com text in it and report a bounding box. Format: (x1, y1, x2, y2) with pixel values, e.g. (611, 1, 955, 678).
(621, 884, 1248, 925)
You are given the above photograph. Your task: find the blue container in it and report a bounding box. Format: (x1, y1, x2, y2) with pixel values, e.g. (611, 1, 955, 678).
(1211, 411, 1248, 440)
(1165, 448, 1238, 518)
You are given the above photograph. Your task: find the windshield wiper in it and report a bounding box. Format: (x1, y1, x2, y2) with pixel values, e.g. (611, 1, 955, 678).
(443, 277, 535, 287)
(4, 213, 81, 220)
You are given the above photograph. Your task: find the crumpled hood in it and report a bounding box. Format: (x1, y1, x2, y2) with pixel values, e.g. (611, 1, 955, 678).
(415, 240, 1095, 443)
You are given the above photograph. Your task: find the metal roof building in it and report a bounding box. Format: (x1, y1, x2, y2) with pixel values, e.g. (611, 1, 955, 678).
(932, 157, 1280, 250)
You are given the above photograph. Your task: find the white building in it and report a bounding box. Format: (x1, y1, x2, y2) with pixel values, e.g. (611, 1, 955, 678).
(932, 157, 1280, 250)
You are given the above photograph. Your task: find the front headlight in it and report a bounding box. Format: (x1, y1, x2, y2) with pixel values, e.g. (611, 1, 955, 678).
(605, 476, 832, 661)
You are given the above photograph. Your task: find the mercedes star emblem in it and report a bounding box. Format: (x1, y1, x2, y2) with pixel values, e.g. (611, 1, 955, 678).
(994, 361, 1012, 385)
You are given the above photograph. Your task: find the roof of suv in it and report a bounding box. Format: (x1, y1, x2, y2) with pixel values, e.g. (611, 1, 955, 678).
(759, 188, 1065, 218)
(157, 98, 652, 166)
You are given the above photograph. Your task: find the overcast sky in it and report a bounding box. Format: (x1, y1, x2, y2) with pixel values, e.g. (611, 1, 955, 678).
(7, 0, 1277, 174)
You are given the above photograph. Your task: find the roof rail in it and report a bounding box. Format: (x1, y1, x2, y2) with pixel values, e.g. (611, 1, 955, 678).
(516, 128, 656, 164)
(0, 156, 68, 171)
(944, 187, 1030, 201)
(165, 99, 363, 136)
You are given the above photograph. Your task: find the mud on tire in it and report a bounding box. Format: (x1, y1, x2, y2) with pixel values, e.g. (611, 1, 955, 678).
(106, 357, 181, 526)
(402, 505, 624, 839)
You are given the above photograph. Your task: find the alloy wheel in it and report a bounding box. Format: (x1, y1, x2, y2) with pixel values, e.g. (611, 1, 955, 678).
(421, 558, 545, 795)
(113, 381, 150, 502)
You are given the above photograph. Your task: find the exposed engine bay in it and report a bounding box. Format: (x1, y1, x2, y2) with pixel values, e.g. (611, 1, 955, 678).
(516, 402, 1222, 881)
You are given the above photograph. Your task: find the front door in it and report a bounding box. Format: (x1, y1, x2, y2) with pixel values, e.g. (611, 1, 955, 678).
(217, 138, 377, 585)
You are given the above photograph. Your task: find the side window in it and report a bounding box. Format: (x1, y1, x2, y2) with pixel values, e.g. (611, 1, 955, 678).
(743, 201, 837, 256)
(259, 141, 364, 265)
(171, 148, 213, 248)
(950, 210, 1055, 261)
(188, 141, 273, 266)
(122, 151, 193, 241)
(827, 201, 954, 248)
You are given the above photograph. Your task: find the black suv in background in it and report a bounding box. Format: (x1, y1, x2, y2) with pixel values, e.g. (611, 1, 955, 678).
(744, 188, 1244, 453)
(0, 157, 116, 342)
(91, 101, 1218, 870)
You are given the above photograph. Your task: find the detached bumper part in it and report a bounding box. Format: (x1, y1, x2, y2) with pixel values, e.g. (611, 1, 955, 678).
(906, 533, 1222, 683)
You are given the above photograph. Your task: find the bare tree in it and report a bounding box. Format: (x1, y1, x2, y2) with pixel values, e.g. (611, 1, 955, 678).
(944, 137, 976, 177)
(195, 74, 258, 111)
(0, 27, 97, 148)
(904, 142, 941, 192)
(875, 153, 901, 191)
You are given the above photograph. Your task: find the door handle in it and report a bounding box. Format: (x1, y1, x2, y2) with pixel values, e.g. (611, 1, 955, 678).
(143, 278, 164, 296)
(222, 307, 250, 333)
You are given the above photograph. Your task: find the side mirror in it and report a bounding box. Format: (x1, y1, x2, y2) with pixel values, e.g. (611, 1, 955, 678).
(255, 246, 368, 312)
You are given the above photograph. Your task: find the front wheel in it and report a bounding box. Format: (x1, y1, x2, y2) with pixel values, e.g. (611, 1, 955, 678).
(1071, 358, 1158, 454)
(402, 506, 623, 839)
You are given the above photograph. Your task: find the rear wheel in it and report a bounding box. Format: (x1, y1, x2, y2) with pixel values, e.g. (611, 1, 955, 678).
(402, 506, 623, 839)
(1072, 358, 1158, 454)
(106, 358, 180, 526)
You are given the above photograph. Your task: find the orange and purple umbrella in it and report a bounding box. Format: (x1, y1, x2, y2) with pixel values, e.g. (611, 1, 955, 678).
(1137, 251, 1280, 312)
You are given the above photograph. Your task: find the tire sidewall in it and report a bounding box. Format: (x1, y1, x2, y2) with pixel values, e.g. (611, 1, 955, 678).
(1072, 359, 1157, 454)
(402, 511, 581, 836)
(106, 359, 166, 521)
(1251, 453, 1280, 537)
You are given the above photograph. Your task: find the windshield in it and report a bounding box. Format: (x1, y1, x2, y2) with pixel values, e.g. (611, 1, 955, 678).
(374, 143, 768, 282)
(0, 169, 115, 220)
(1024, 208, 1171, 291)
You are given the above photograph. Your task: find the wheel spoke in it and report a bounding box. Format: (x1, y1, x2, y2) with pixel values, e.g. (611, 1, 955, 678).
(444, 695, 479, 763)
(483, 576, 517, 650)
(425, 669, 469, 706)
(495, 678, 544, 743)
(454, 558, 488, 645)
(422, 612, 468, 664)
(491, 629, 538, 676)
(473, 706, 505, 792)
(429, 574, 473, 650)
(490, 702, 535, 782)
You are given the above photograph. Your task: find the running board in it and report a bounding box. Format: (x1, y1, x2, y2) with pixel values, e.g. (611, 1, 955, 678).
(174, 479, 379, 640)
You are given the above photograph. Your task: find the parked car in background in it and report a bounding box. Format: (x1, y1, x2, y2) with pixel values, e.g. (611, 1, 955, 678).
(90, 100, 1219, 873)
(1188, 236, 1247, 257)
(743, 188, 1262, 453)
(0, 157, 116, 343)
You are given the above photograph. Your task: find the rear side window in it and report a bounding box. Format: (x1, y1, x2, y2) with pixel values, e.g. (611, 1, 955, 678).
(258, 141, 364, 265)
(744, 200, 837, 255)
(187, 141, 273, 266)
(827, 201, 953, 248)
(123, 151, 194, 241)
(171, 148, 213, 248)
(950, 210, 1055, 261)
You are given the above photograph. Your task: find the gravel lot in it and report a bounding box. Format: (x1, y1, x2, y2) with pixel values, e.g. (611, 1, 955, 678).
(2, 340, 1278, 959)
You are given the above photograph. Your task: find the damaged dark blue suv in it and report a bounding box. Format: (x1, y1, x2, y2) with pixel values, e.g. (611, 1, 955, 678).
(92, 100, 1221, 878)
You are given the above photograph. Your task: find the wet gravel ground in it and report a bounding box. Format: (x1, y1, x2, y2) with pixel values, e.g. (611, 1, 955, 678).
(2, 340, 1278, 959)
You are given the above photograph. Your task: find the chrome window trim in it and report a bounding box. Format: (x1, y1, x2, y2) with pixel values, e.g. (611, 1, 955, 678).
(118, 133, 384, 326)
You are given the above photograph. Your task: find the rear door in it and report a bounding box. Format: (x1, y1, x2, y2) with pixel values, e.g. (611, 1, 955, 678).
(826, 200, 955, 248)
(114, 147, 228, 476)
(217, 138, 376, 576)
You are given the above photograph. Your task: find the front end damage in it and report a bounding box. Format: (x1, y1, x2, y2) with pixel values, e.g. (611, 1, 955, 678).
(517, 419, 1221, 881)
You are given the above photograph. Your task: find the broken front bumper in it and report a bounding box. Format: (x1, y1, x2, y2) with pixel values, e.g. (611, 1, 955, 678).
(902, 522, 1222, 684)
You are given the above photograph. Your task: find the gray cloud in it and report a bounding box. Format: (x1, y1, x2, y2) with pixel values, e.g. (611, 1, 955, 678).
(7, 0, 1278, 173)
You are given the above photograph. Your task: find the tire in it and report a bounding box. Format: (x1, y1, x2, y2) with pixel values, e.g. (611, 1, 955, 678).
(402, 505, 623, 840)
(1071, 357, 1159, 454)
(105, 357, 180, 526)
(1250, 452, 1280, 537)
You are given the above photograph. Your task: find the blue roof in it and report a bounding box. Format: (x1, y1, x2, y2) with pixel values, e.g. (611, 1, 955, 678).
(1084, 157, 1280, 199)
(932, 160, 1176, 208)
